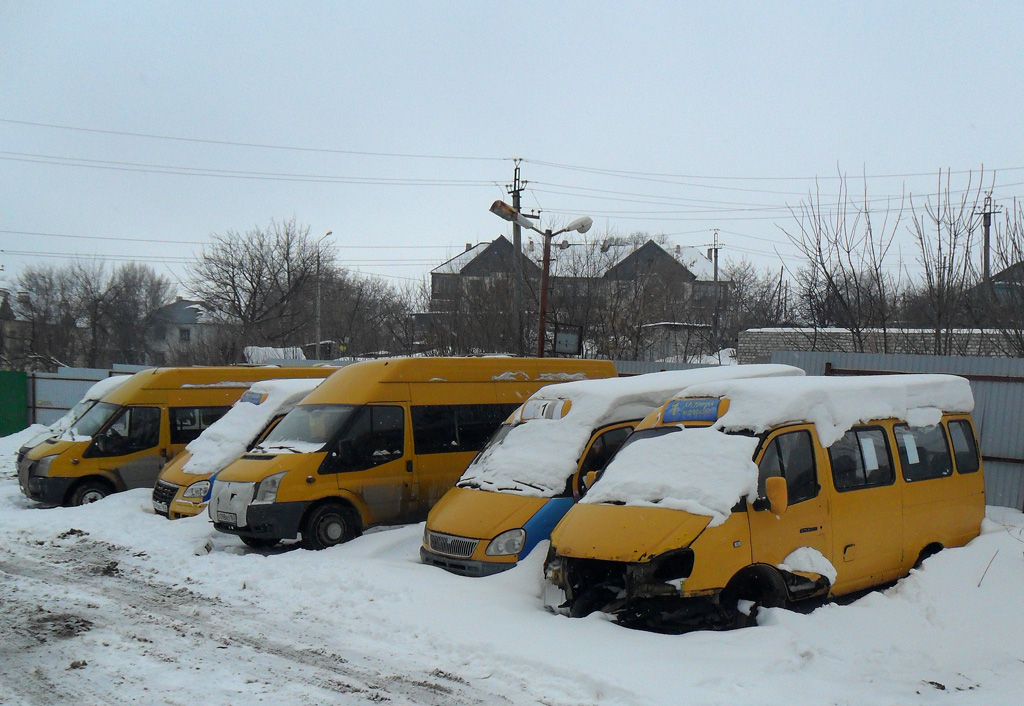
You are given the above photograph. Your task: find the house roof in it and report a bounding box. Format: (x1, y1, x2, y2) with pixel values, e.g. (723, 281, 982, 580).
(431, 242, 492, 275)
(152, 298, 216, 325)
(541, 238, 716, 280)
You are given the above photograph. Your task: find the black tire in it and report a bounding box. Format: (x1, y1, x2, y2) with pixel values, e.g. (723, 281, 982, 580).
(722, 569, 787, 629)
(569, 583, 620, 618)
(67, 479, 113, 507)
(240, 536, 280, 549)
(300, 503, 359, 550)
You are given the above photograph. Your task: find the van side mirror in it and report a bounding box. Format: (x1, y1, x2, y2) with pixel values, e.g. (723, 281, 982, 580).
(584, 470, 599, 490)
(765, 476, 788, 515)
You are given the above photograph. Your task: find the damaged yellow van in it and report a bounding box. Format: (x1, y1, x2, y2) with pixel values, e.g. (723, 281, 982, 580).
(18, 366, 331, 507)
(544, 374, 984, 630)
(208, 357, 616, 550)
(152, 376, 330, 519)
(421, 364, 804, 576)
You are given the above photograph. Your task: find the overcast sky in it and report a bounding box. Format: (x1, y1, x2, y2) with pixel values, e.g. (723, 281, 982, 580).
(2, 1, 1022, 294)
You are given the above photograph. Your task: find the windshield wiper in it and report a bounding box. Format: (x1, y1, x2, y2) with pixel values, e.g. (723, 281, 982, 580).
(256, 444, 301, 453)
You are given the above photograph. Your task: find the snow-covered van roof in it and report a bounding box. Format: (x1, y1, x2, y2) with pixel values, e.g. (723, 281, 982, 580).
(182, 378, 325, 475)
(582, 374, 975, 526)
(674, 373, 975, 447)
(457, 364, 804, 497)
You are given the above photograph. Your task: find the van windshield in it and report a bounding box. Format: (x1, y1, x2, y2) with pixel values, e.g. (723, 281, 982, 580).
(64, 402, 121, 441)
(254, 404, 357, 454)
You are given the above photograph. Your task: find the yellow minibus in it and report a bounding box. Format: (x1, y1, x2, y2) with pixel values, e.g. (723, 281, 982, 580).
(421, 364, 804, 576)
(208, 357, 616, 549)
(544, 374, 984, 630)
(152, 376, 330, 518)
(17, 366, 332, 507)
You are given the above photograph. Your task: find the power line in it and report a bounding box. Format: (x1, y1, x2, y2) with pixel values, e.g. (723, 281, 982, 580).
(0, 229, 453, 249)
(0, 118, 507, 162)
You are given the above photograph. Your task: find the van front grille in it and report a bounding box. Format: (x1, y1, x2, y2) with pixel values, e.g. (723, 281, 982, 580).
(427, 531, 479, 559)
(152, 480, 179, 506)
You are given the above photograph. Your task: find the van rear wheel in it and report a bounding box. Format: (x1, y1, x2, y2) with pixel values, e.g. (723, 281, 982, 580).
(301, 503, 358, 550)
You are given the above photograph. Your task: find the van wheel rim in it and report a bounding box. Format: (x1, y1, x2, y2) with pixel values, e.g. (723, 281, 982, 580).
(320, 516, 345, 543)
(81, 490, 105, 504)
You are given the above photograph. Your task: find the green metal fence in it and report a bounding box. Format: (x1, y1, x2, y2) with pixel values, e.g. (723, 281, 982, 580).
(0, 370, 28, 437)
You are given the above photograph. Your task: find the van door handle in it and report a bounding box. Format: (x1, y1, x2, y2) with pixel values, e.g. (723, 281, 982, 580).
(799, 526, 819, 533)
(406, 460, 413, 473)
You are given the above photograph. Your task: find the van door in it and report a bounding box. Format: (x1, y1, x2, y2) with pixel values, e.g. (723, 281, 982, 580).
(91, 406, 166, 489)
(826, 426, 903, 593)
(328, 404, 414, 526)
(747, 426, 832, 579)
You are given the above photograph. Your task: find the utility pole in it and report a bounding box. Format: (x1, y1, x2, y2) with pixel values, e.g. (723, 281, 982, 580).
(976, 193, 1002, 286)
(315, 230, 332, 360)
(507, 160, 526, 357)
(708, 229, 721, 354)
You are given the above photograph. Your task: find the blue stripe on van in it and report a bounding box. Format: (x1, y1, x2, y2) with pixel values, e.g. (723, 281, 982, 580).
(520, 497, 575, 559)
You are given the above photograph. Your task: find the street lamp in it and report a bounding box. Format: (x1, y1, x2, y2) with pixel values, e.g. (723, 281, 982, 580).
(489, 200, 593, 358)
(316, 230, 332, 361)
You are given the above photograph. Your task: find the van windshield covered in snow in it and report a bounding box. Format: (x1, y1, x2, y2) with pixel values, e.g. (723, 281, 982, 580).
(65, 402, 121, 440)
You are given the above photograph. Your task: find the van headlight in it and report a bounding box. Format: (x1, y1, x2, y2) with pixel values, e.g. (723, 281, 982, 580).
(33, 455, 57, 476)
(485, 528, 526, 556)
(182, 480, 211, 499)
(252, 472, 288, 505)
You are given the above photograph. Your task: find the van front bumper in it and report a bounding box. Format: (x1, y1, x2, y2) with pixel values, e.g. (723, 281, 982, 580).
(19, 473, 74, 506)
(419, 546, 515, 577)
(213, 501, 310, 540)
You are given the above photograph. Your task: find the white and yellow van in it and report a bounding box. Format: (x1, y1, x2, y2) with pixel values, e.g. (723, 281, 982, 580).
(544, 374, 984, 630)
(18, 366, 331, 507)
(208, 357, 616, 550)
(421, 364, 805, 576)
(153, 376, 330, 519)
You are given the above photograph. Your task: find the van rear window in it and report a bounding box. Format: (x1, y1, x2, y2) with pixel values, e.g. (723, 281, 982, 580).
(895, 424, 953, 482)
(947, 419, 980, 474)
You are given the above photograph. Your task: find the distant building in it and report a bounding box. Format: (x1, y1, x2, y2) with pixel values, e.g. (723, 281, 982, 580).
(147, 298, 232, 365)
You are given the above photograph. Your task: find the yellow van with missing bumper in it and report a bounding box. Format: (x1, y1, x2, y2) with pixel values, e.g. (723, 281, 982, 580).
(18, 366, 332, 507)
(208, 357, 616, 550)
(544, 374, 984, 630)
(421, 364, 804, 576)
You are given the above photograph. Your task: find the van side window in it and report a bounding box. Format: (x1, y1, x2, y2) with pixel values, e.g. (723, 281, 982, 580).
(169, 406, 231, 444)
(947, 419, 980, 474)
(411, 404, 519, 454)
(332, 405, 405, 472)
(828, 428, 894, 491)
(895, 424, 953, 482)
(757, 430, 817, 504)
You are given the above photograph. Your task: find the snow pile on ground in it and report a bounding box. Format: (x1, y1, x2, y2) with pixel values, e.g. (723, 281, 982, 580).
(2, 425, 1023, 705)
(182, 378, 325, 475)
(582, 427, 760, 524)
(681, 374, 974, 446)
(243, 346, 306, 363)
(461, 365, 802, 497)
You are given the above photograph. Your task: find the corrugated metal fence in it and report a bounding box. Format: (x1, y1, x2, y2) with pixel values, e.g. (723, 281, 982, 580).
(771, 351, 1024, 511)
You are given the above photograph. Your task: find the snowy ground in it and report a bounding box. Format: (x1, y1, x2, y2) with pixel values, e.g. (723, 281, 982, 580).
(2, 426, 1023, 706)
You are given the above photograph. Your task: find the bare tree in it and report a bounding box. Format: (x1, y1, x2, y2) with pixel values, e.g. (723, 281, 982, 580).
(784, 174, 905, 352)
(904, 170, 985, 355)
(188, 219, 328, 346)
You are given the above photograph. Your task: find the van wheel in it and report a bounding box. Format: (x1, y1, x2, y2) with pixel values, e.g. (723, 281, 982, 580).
(722, 569, 787, 629)
(67, 479, 113, 507)
(913, 543, 943, 569)
(570, 583, 620, 618)
(301, 503, 359, 550)
(240, 536, 280, 549)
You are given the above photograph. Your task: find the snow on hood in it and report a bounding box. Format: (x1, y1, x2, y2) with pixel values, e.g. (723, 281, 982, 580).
(581, 426, 759, 526)
(679, 374, 974, 447)
(459, 364, 803, 497)
(182, 378, 324, 475)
